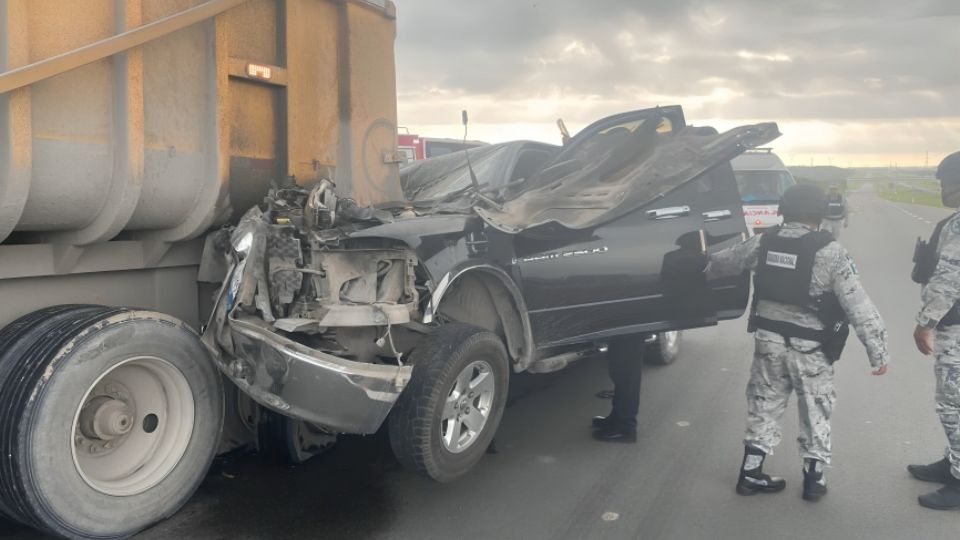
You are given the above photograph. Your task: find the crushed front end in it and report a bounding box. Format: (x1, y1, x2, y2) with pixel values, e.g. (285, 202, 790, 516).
(202, 181, 417, 434)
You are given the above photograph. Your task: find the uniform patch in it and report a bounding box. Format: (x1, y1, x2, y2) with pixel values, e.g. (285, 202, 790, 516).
(845, 255, 859, 275)
(766, 251, 798, 270)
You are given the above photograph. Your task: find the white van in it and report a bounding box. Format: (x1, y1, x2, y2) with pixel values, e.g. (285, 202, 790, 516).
(731, 148, 797, 235)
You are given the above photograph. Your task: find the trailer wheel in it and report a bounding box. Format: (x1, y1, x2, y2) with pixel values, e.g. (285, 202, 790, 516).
(0, 305, 223, 539)
(389, 323, 509, 482)
(646, 331, 681, 365)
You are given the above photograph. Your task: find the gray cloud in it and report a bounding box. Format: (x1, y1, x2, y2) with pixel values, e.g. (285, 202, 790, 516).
(395, 0, 960, 122)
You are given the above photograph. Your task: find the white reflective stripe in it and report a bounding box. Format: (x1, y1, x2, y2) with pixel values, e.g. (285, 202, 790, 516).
(766, 250, 798, 270)
(744, 454, 763, 471)
(743, 476, 770, 486)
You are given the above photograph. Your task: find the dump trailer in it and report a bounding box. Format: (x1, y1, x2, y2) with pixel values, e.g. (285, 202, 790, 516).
(0, 1, 400, 537)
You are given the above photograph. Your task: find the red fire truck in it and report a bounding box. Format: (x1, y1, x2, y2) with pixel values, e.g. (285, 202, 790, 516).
(398, 130, 487, 163)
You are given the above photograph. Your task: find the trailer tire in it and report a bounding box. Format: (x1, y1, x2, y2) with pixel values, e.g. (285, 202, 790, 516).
(389, 323, 509, 483)
(0, 305, 223, 539)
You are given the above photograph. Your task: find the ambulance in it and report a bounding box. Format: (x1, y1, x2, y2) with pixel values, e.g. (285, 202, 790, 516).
(731, 148, 797, 235)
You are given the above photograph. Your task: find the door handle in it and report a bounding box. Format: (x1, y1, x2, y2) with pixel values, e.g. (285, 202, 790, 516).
(702, 209, 733, 222)
(647, 206, 690, 220)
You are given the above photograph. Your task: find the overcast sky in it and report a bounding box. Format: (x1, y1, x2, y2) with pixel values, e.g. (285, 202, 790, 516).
(394, 0, 960, 167)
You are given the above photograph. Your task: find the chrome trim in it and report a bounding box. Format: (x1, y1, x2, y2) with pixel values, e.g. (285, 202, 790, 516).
(218, 316, 412, 435)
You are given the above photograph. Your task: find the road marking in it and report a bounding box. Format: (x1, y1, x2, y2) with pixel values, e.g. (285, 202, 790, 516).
(676, 421, 690, 427)
(891, 204, 934, 227)
(601, 512, 620, 522)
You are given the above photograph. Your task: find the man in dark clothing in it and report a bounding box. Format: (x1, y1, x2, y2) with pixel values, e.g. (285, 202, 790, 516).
(592, 334, 647, 443)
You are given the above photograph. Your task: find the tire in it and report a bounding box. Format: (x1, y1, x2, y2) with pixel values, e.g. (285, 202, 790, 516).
(0, 305, 224, 539)
(389, 323, 509, 482)
(645, 331, 681, 365)
(258, 409, 337, 466)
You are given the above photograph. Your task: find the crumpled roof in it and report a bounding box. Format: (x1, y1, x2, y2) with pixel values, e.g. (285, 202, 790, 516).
(474, 121, 781, 233)
(399, 143, 518, 203)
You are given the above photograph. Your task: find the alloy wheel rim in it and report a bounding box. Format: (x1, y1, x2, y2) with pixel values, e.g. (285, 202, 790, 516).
(440, 360, 495, 454)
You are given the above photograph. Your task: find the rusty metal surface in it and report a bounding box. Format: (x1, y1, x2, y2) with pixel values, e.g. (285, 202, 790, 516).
(0, 0, 400, 337)
(0, 0, 249, 94)
(0, 0, 400, 248)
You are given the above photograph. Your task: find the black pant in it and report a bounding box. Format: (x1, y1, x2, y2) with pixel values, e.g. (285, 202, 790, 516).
(608, 334, 647, 425)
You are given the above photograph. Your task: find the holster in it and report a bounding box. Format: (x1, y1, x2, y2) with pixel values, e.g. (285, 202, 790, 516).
(814, 294, 849, 363)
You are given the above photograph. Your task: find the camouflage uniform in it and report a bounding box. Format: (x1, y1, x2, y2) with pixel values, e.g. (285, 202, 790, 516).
(709, 223, 890, 464)
(821, 217, 844, 240)
(917, 212, 960, 479)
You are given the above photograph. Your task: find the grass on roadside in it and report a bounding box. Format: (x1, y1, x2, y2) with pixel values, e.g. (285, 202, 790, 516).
(876, 183, 944, 208)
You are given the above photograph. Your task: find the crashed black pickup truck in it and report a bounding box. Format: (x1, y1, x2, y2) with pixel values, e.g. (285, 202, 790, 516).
(202, 105, 779, 481)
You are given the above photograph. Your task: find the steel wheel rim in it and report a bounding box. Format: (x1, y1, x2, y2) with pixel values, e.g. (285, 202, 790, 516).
(441, 360, 495, 454)
(661, 331, 679, 354)
(71, 356, 195, 496)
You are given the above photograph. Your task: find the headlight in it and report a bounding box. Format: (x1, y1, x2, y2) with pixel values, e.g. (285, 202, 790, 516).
(226, 258, 247, 312)
(233, 231, 254, 256)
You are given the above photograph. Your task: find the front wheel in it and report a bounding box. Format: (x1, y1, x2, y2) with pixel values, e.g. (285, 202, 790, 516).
(389, 323, 509, 482)
(645, 331, 681, 365)
(258, 409, 337, 466)
(0, 306, 224, 539)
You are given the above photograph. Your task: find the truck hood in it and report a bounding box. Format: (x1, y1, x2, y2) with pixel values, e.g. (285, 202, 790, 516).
(474, 121, 780, 233)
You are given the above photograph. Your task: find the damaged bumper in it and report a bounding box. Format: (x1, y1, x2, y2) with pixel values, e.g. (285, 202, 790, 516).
(217, 315, 411, 434)
(200, 189, 421, 435)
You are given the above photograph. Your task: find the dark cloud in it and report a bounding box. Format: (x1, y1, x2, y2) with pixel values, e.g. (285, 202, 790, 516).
(395, 0, 960, 122)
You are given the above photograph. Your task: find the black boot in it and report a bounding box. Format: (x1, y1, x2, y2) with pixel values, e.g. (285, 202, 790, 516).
(802, 459, 828, 502)
(592, 416, 637, 443)
(908, 457, 954, 483)
(736, 446, 786, 496)
(919, 472, 960, 510)
(591, 415, 617, 428)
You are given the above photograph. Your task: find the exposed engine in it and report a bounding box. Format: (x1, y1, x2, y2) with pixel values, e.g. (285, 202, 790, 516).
(206, 178, 421, 365)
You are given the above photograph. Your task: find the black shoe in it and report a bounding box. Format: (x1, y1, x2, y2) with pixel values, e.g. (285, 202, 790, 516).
(735, 447, 785, 496)
(908, 458, 954, 484)
(592, 421, 637, 443)
(591, 415, 617, 428)
(919, 481, 960, 510)
(802, 460, 828, 502)
(736, 473, 787, 495)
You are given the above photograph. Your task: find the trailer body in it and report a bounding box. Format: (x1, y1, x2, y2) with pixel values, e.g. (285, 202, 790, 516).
(0, 0, 401, 330)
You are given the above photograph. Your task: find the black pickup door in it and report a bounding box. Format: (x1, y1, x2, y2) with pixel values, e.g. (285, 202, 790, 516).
(508, 107, 757, 348)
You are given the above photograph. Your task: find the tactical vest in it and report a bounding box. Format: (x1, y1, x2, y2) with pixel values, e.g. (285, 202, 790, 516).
(751, 227, 850, 362)
(826, 196, 845, 219)
(912, 215, 960, 327)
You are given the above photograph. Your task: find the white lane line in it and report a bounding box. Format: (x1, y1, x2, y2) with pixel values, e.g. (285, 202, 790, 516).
(891, 204, 933, 227)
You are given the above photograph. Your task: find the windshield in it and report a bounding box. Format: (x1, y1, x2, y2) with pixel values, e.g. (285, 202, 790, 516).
(400, 144, 511, 202)
(424, 140, 484, 158)
(734, 170, 796, 204)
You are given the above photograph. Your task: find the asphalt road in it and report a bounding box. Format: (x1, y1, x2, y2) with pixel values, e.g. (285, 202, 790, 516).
(3, 188, 958, 540)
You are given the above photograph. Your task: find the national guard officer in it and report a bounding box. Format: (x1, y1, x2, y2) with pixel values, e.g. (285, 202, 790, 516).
(707, 183, 889, 501)
(907, 151, 960, 510)
(821, 185, 848, 239)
